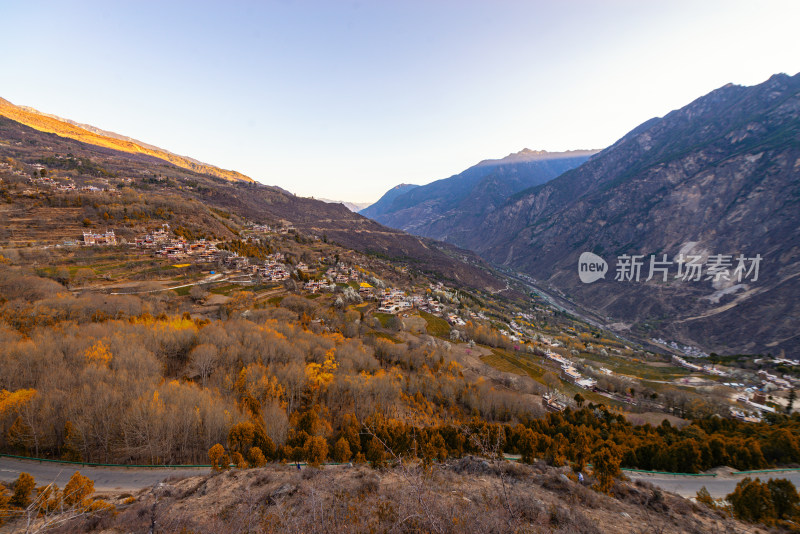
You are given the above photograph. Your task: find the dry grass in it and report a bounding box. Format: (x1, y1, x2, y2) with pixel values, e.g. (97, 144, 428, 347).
(37, 459, 761, 534)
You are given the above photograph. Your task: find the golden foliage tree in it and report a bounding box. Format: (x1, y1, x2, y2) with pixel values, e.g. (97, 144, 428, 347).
(333, 437, 352, 463)
(0, 484, 9, 525)
(591, 440, 622, 494)
(208, 443, 228, 470)
(84, 340, 112, 367)
(304, 436, 329, 467)
(62, 471, 94, 507)
(247, 446, 267, 467)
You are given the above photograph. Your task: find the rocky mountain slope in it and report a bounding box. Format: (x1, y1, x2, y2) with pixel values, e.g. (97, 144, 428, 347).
(361, 149, 595, 245)
(0, 97, 254, 183)
(0, 115, 506, 292)
(359, 183, 419, 218)
(475, 73, 800, 354)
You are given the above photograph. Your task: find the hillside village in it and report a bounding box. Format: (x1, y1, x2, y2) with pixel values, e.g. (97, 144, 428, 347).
(69, 202, 800, 426)
(4, 150, 798, 431)
(2, 105, 800, 533)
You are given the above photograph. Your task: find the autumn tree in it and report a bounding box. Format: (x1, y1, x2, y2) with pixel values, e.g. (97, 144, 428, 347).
(591, 440, 622, 494)
(228, 421, 256, 455)
(84, 340, 112, 367)
(338, 413, 362, 456)
(516, 426, 538, 464)
(727, 478, 776, 525)
(11, 472, 35, 508)
(366, 436, 386, 468)
(208, 443, 229, 470)
(0, 484, 9, 525)
(304, 436, 329, 467)
(333, 437, 352, 463)
(188, 343, 217, 387)
(247, 446, 267, 467)
(572, 427, 590, 472)
(62, 471, 94, 507)
(767, 478, 800, 521)
(231, 451, 247, 469)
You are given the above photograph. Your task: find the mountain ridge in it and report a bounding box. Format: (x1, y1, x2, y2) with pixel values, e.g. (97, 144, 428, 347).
(474, 72, 800, 354)
(361, 149, 597, 243)
(0, 113, 508, 294)
(0, 97, 255, 184)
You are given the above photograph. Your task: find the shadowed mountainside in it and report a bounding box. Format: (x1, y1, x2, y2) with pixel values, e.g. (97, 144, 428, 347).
(362, 149, 596, 246)
(473, 73, 800, 354)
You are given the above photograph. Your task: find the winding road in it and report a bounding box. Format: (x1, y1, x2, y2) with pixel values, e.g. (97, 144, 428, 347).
(3, 456, 799, 499)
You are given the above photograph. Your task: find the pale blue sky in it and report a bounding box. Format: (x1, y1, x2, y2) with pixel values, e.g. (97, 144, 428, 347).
(1, 1, 798, 202)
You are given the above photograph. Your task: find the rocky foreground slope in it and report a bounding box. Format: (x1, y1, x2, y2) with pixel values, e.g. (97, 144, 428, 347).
(10, 460, 761, 534)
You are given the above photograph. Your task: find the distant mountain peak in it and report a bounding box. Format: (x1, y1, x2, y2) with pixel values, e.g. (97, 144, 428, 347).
(477, 148, 600, 167)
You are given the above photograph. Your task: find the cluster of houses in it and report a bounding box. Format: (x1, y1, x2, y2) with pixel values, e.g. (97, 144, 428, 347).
(242, 222, 297, 237)
(376, 288, 414, 313)
(756, 369, 794, 390)
(253, 254, 291, 282)
(652, 338, 709, 358)
(324, 265, 361, 284)
(0, 161, 25, 177)
(545, 350, 597, 390)
(372, 286, 461, 320)
(82, 230, 117, 246)
(541, 392, 568, 412)
(24, 165, 112, 194)
(671, 355, 728, 377)
(131, 225, 219, 261)
(156, 239, 219, 260)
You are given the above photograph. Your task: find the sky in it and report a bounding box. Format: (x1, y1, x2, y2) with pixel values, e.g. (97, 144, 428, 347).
(1, 1, 799, 203)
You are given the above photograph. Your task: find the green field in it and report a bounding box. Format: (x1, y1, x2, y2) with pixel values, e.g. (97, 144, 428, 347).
(419, 310, 450, 337)
(480, 349, 545, 379)
(373, 312, 393, 328)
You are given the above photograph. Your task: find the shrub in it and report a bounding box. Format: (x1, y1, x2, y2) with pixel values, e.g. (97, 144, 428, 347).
(209, 444, 229, 470)
(696, 486, 715, 508)
(231, 451, 248, 469)
(63, 471, 94, 507)
(248, 446, 267, 467)
(11, 472, 35, 508)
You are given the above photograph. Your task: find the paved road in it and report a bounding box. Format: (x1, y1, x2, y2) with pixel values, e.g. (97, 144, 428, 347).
(626, 470, 800, 498)
(4, 456, 800, 499)
(0, 458, 211, 493)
